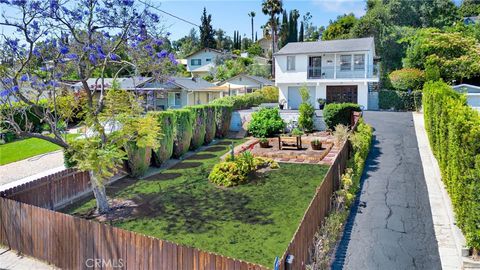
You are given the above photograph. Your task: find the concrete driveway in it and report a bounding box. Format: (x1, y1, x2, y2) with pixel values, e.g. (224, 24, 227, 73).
(332, 111, 441, 270)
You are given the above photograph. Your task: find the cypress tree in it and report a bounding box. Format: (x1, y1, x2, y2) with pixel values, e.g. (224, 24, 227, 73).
(299, 21, 304, 42)
(199, 7, 216, 48)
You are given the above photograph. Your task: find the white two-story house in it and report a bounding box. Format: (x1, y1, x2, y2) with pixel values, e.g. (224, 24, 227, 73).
(274, 37, 379, 110)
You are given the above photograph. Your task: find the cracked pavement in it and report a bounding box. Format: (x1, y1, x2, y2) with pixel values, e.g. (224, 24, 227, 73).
(333, 112, 441, 270)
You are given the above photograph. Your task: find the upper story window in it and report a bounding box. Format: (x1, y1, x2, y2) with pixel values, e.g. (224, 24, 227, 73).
(287, 56, 296, 71)
(354, 54, 365, 71)
(206, 58, 211, 62)
(340, 55, 352, 71)
(191, 59, 202, 66)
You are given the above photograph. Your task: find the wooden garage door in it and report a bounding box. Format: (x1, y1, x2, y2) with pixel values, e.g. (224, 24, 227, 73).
(326, 85, 358, 104)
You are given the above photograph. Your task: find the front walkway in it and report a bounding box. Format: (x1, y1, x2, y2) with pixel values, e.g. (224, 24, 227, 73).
(0, 247, 54, 269)
(332, 111, 441, 269)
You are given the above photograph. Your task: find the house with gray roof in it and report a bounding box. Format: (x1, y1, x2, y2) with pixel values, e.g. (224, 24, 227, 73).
(273, 37, 379, 110)
(217, 74, 273, 95)
(73, 76, 221, 110)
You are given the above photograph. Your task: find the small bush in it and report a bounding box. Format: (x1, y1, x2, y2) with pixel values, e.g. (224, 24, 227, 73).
(379, 90, 422, 111)
(323, 103, 361, 129)
(210, 86, 278, 110)
(188, 105, 207, 150)
(248, 108, 285, 138)
(204, 105, 216, 144)
(298, 103, 315, 132)
(213, 104, 233, 138)
(125, 141, 151, 177)
(148, 111, 175, 166)
(172, 109, 193, 158)
(63, 148, 77, 168)
(389, 68, 425, 91)
(333, 124, 349, 145)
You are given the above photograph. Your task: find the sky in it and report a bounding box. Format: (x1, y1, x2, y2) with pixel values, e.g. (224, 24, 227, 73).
(158, 0, 367, 40)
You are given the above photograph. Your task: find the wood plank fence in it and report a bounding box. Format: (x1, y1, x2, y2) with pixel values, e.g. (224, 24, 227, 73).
(0, 113, 359, 269)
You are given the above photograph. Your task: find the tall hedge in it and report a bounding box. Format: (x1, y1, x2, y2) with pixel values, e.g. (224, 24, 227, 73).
(172, 109, 193, 158)
(203, 105, 216, 144)
(188, 105, 207, 150)
(125, 142, 151, 177)
(423, 81, 480, 251)
(323, 103, 361, 129)
(213, 104, 233, 138)
(210, 86, 278, 110)
(379, 90, 422, 111)
(148, 111, 175, 166)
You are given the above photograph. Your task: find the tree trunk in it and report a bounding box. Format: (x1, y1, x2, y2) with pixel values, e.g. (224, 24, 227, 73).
(89, 171, 110, 214)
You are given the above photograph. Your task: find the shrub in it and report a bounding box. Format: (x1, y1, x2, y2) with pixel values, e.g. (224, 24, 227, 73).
(125, 141, 151, 177)
(423, 81, 480, 251)
(148, 111, 175, 166)
(379, 90, 422, 111)
(63, 148, 77, 168)
(213, 104, 233, 138)
(172, 109, 193, 158)
(260, 86, 279, 102)
(349, 118, 373, 181)
(298, 103, 315, 132)
(323, 103, 361, 129)
(333, 124, 349, 145)
(389, 68, 425, 91)
(210, 86, 279, 110)
(188, 105, 207, 150)
(248, 108, 285, 138)
(203, 105, 216, 144)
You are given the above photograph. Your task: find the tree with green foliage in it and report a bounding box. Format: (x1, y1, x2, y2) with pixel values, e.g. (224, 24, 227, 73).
(299, 21, 304, 42)
(389, 68, 425, 91)
(459, 0, 480, 17)
(248, 11, 256, 41)
(419, 0, 459, 28)
(262, 0, 283, 58)
(173, 28, 200, 58)
(322, 13, 358, 40)
(298, 85, 315, 132)
(200, 7, 216, 49)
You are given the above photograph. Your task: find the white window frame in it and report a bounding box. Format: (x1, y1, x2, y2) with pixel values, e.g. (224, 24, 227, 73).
(287, 56, 296, 71)
(354, 54, 365, 71)
(340, 55, 352, 71)
(190, 59, 202, 66)
(168, 92, 181, 106)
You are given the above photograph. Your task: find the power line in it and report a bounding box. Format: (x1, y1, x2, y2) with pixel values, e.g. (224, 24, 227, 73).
(138, 0, 200, 27)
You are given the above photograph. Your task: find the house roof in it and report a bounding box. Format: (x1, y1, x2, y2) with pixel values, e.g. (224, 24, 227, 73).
(274, 37, 375, 56)
(169, 76, 216, 90)
(184, 48, 224, 59)
(453, 84, 480, 93)
(218, 74, 273, 86)
(73, 77, 152, 90)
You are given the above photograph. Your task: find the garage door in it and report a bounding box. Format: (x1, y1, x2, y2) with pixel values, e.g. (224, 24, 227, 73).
(288, 86, 315, 109)
(326, 85, 358, 104)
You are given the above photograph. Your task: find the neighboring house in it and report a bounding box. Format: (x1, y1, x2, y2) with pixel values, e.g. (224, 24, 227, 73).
(452, 84, 480, 111)
(257, 37, 276, 57)
(72, 76, 221, 110)
(218, 74, 273, 95)
(463, 16, 479, 25)
(185, 48, 226, 77)
(273, 37, 379, 110)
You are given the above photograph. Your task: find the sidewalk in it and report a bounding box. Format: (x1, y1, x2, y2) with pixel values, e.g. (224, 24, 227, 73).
(0, 247, 55, 269)
(0, 150, 65, 188)
(412, 112, 464, 270)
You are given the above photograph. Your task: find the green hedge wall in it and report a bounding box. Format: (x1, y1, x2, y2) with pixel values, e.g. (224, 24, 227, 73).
(423, 81, 480, 250)
(148, 111, 175, 166)
(125, 142, 151, 177)
(213, 104, 233, 138)
(204, 105, 216, 144)
(172, 109, 193, 158)
(188, 105, 207, 150)
(323, 103, 361, 129)
(379, 90, 422, 111)
(210, 87, 278, 110)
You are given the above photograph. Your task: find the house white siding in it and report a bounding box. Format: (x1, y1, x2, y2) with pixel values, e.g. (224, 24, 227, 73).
(186, 49, 221, 75)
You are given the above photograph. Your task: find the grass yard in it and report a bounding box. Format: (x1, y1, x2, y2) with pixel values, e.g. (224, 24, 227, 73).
(0, 134, 78, 165)
(64, 139, 329, 267)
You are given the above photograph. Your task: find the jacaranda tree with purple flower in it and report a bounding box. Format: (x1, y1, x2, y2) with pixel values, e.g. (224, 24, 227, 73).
(0, 0, 176, 213)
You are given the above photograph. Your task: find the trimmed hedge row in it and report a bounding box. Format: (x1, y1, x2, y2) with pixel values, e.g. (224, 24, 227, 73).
(423, 81, 480, 250)
(323, 103, 361, 129)
(188, 106, 207, 150)
(213, 104, 232, 138)
(148, 111, 175, 166)
(204, 105, 216, 144)
(172, 109, 193, 158)
(210, 86, 278, 110)
(379, 90, 422, 111)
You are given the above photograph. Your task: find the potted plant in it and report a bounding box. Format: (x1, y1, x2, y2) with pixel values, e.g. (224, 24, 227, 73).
(311, 139, 322, 150)
(317, 98, 326, 110)
(279, 99, 287, 110)
(259, 137, 270, 148)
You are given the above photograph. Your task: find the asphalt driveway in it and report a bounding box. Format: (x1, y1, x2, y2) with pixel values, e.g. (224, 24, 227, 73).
(332, 111, 441, 270)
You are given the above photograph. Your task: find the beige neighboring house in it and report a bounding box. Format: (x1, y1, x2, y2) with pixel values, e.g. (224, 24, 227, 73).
(257, 36, 277, 57)
(218, 74, 273, 96)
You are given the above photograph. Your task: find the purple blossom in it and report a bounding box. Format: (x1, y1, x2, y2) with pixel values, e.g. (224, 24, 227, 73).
(168, 53, 177, 65)
(157, 50, 168, 58)
(154, 39, 164, 46)
(59, 45, 69, 54)
(66, 53, 78, 60)
(20, 74, 29, 82)
(11, 85, 19, 92)
(33, 48, 41, 57)
(88, 53, 97, 64)
(109, 53, 120, 61)
(0, 89, 10, 97)
(122, 0, 134, 7)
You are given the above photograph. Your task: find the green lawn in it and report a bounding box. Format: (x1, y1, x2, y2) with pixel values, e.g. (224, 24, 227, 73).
(64, 139, 329, 267)
(0, 134, 77, 165)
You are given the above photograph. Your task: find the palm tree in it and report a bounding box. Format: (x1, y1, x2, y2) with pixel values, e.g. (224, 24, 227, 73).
(248, 11, 256, 41)
(262, 0, 283, 55)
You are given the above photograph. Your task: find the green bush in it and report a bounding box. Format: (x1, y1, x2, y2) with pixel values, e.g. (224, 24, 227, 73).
(125, 141, 151, 177)
(379, 90, 422, 111)
(63, 148, 77, 168)
(204, 105, 216, 144)
(349, 118, 373, 182)
(148, 111, 175, 166)
(172, 109, 193, 158)
(323, 103, 361, 129)
(188, 105, 207, 150)
(389, 68, 425, 91)
(298, 103, 315, 132)
(210, 86, 278, 110)
(247, 108, 285, 138)
(213, 104, 233, 138)
(423, 81, 480, 250)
